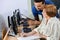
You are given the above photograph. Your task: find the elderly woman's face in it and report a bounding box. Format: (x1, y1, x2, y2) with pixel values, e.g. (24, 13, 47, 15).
(42, 9, 47, 19)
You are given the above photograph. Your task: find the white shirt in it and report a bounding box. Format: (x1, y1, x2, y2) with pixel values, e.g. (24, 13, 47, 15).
(34, 17, 60, 40)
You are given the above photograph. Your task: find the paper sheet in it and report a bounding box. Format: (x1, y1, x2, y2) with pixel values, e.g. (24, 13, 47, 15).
(17, 35, 40, 40)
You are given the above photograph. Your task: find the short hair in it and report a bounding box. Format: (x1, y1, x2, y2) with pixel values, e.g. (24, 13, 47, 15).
(34, 0, 45, 4)
(44, 5, 57, 17)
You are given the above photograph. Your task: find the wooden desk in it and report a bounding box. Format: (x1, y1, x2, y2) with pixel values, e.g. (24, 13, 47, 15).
(3, 25, 37, 40)
(3, 19, 41, 40)
(7, 36, 17, 40)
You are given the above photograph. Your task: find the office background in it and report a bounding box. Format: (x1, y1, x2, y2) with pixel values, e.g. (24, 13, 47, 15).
(0, 0, 34, 27)
(0, 0, 60, 27)
(31, 0, 60, 9)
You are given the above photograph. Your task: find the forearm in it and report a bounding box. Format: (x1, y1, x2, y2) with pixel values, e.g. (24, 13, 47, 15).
(27, 30, 37, 36)
(39, 33, 47, 39)
(22, 30, 37, 37)
(27, 31, 47, 38)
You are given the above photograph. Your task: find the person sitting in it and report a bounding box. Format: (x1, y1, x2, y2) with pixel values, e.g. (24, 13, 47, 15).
(22, 5, 60, 40)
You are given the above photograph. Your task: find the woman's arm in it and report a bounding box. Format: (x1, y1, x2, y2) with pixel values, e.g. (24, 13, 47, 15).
(22, 30, 37, 37)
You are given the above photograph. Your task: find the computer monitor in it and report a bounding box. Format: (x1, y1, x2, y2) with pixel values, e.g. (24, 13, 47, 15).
(8, 16, 11, 27)
(11, 15, 17, 35)
(16, 9, 21, 25)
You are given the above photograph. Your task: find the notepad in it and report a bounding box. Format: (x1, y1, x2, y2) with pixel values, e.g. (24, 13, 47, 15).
(17, 35, 40, 40)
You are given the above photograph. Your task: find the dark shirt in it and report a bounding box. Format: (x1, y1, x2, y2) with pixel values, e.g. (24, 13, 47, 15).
(32, 0, 59, 21)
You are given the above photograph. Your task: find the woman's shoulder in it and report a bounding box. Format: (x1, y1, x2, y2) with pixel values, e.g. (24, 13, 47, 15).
(52, 17, 60, 24)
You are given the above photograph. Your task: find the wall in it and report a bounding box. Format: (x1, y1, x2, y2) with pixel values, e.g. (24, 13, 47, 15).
(52, 0, 60, 9)
(0, 0, 29, 27)
(27, 0, 34, 19)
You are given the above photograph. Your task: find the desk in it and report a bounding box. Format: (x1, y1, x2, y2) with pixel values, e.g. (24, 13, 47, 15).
(17, 36, 40, 40)
(6, 30, 40, 40)
(7, 35, 40, 40)
(3, 19, 41, 40)
(7, 36, 17, 40)
(3, 25, 36, 40)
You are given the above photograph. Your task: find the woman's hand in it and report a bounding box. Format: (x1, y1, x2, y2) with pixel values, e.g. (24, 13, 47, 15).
(22, 33, 29, 37)
(34, 20, 41, 25)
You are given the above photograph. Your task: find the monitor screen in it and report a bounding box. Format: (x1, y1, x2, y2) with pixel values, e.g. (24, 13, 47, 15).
(16, 9, 21, 25)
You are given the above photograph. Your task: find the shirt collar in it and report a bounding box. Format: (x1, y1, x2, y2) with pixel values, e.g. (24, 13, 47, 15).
(47, 17, 56, 23)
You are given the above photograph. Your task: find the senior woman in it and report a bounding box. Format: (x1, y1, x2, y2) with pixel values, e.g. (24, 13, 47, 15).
(22, 5, 60, 40)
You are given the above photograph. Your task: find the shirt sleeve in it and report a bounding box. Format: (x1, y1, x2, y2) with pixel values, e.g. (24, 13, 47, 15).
(32, 6, 37, 17)
(33, 19, 45, 32)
